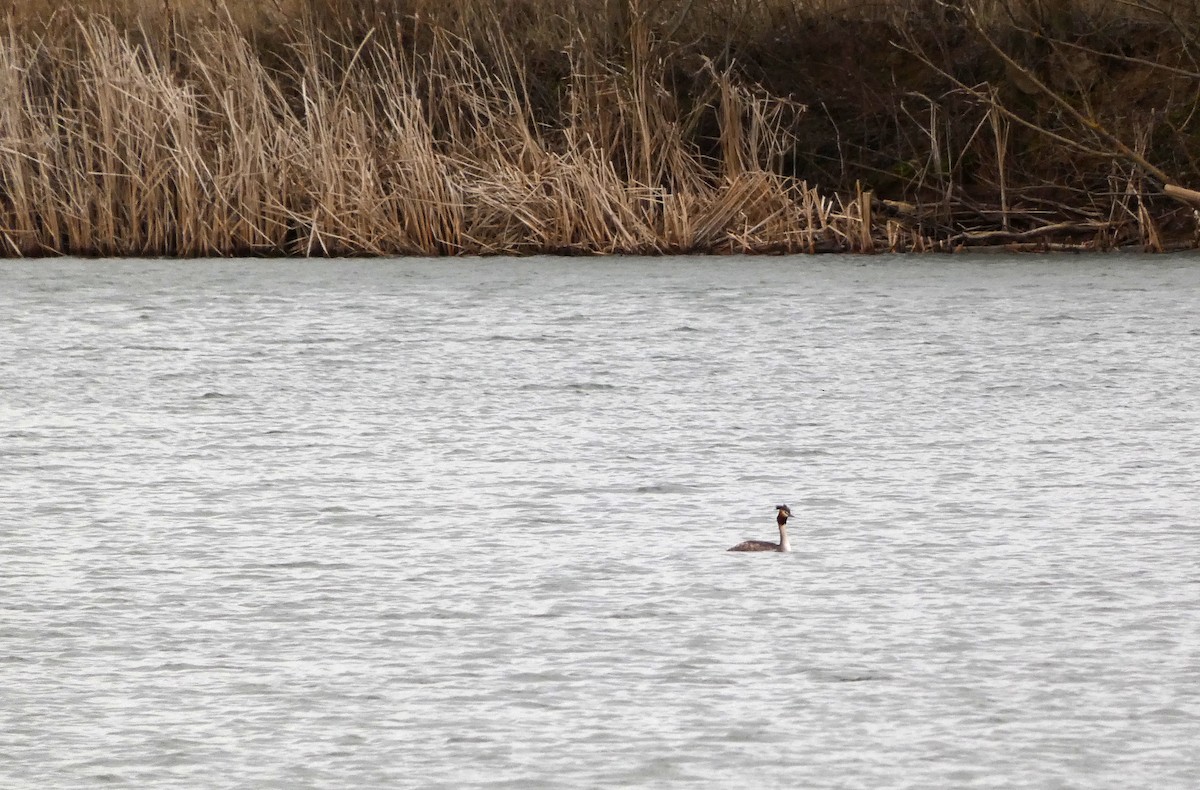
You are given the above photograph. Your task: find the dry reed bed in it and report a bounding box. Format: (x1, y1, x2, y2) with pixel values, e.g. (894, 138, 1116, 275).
(0, 14, 881, 257)
(6, 0, 1197, 256)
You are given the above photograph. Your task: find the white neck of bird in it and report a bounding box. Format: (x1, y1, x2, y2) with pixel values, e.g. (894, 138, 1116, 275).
(779, 523, 790, 552)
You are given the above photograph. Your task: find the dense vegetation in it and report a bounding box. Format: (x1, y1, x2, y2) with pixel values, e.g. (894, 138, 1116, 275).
(2, 0, 1199, 256)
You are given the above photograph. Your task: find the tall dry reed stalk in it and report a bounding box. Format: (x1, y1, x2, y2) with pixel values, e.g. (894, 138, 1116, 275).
(0, 5, 877, 257)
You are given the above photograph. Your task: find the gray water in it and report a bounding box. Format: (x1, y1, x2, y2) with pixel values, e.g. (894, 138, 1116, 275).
(2, 255, 1199, 789)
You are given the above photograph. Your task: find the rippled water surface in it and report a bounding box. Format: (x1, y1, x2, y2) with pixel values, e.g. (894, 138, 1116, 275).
(3, 255, 1200, 788)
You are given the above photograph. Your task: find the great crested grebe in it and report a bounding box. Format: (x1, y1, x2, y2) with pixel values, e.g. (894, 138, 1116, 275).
(728, 505, 793, 552)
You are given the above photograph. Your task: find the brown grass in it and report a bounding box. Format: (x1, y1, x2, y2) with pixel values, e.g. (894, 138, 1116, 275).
(0, 3, 882, 255)
(2, 0, 1199, 256)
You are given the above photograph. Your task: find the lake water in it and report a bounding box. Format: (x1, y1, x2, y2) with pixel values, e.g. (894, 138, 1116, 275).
(2, 254, 1199, 788)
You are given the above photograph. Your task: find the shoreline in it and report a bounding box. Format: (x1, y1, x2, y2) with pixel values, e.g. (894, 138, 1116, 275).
(3, 1, 1200, 258)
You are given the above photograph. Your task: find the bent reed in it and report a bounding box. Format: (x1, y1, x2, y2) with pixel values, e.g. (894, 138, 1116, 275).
(2, 0, 1199, 257)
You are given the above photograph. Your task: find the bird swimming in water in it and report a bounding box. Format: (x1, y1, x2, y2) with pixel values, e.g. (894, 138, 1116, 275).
(728, 505, 793, 552)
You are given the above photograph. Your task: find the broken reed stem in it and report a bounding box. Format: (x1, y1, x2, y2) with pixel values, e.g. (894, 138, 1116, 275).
(989, 98, 1009, 232)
